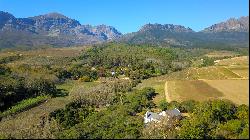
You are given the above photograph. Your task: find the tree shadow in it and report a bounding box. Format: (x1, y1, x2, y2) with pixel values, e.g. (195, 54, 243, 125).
(53, 89, 69, 97)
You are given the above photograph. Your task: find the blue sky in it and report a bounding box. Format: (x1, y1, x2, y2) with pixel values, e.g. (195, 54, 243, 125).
(0, 0, 248, 33)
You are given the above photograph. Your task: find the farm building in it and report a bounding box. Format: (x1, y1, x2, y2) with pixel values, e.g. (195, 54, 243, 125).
(144, 108, 181, 124)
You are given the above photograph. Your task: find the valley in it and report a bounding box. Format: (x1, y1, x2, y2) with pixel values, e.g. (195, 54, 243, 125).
(0, 43, 249, 139)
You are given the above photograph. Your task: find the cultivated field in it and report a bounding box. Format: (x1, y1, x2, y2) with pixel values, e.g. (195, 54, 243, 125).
(215, 56, 249, 66)
(165, 56, 249, 105)
(166, 80, 223, 102)
(166, 66, 241, 80)
(227, 67, 249, 78)
(203, 79, 249, 105)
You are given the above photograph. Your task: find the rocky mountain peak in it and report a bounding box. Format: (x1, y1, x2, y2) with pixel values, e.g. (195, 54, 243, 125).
(0, 11, 122, 47)
(202, 16, 249, 32)
(0, 11, 16, 28)
(140, 23, 194, 33)
(30, 12, 72, 20)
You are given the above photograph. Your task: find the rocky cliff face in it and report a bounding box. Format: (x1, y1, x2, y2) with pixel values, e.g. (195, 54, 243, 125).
(0, 11, 122, 47)
(139, 23, 194, 33)
(202, 16, 249, 32)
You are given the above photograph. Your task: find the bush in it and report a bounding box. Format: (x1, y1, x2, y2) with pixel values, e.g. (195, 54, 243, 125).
(201, 57, 215, 67)
(78, 76, 91, 82)
(180, 100, 198, 113)
(159, 100, 168, 111)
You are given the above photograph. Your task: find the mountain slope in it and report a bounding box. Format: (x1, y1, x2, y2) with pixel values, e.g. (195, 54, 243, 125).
(0, 11, 122, 48)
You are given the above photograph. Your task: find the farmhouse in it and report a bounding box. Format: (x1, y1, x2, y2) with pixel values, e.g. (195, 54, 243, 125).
(144, 108, 181, 124)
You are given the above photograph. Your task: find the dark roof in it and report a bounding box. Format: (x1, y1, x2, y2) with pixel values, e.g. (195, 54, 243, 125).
(165, 108, 181, 117)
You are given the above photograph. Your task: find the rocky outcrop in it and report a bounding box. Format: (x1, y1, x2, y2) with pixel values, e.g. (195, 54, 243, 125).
(202, 16, 249, 32)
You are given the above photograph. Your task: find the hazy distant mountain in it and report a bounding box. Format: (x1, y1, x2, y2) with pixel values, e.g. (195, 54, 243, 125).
(120, 23, 195, 46)
(202, 16, 249, 33)
(119, 17, 249, 47)
(0, 11, 122, 48)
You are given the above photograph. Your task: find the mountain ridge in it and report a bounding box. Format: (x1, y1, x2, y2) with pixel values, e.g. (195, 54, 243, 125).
(202, 16, 249, 33)
(119, 16, 249, 46)
(0, 11, 249, 48)
(0, 11, 122, 48)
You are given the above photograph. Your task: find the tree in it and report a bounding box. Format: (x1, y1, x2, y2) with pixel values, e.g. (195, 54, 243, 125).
(159, 100, 168, 111)
(180, 100, 198, 113)
(214, 119, 246, 139)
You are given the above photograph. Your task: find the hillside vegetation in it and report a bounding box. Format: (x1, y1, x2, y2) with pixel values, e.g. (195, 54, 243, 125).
(0, 43, 249, 139)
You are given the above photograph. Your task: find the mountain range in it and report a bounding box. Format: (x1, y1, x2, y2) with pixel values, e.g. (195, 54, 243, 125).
(0, 11, 249, 48)
(119, 16, 249, 47)
(0, 11, 122, 48)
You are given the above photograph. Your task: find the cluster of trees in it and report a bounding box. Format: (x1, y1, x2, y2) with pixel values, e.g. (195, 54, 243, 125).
(159, 100, 198, 113)
(0, 65, 58, 111)
(147, 99, 249, 139)
(54, 65, 98, 82)
(178, 100, 249, 139)
(70, 78, 140, 107)
(47, 87, 157, 139)
(200, 56, 215, 67)
(42, 87, 249, 139)
(1, 43, 209, 85)
(78, 43, 190, 80)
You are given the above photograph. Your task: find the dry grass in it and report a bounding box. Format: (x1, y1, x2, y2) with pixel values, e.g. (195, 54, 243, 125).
(203, 79, 249, 105)
(228, 67, 249, 79)
(165, 56, 249, 105)
(216, 56, 249, 66)
(204, 50, 239, 58)
(167, 80, 224, 102)
(0, 46, 89, 58)
(166, 66, 241, 80)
